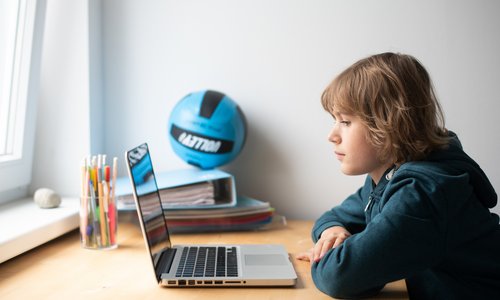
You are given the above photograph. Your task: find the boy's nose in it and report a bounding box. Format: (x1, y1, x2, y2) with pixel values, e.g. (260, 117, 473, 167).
(328, 128, 340, 144)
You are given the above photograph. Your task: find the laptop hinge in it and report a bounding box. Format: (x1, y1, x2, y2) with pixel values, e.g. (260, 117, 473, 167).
(156, 248, 177, 281)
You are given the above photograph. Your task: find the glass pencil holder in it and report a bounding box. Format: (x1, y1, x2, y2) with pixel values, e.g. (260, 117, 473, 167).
(80, 195, 118, 250)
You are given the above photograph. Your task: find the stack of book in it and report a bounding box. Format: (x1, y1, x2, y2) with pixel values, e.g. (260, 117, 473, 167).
(117, 181, 217, 209)
(115, 169, 278, 233)
(162, 181, 215, 207)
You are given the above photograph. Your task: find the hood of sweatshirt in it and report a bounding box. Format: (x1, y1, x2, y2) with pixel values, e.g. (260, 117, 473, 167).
(426, 131, 497, 209)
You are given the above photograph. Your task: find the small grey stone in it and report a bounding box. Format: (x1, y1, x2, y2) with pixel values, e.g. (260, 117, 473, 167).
(34, 188, 61, 208)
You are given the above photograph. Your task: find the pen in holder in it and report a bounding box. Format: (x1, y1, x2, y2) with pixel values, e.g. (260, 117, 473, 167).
(80, 155, 118, 250)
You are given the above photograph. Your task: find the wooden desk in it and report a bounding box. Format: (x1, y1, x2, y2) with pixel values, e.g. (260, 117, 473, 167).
(0, 220, 408, 299)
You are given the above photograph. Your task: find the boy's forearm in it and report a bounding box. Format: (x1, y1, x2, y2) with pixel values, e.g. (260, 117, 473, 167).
(311, 240, 385, 298)
(312, 203, 366, 242)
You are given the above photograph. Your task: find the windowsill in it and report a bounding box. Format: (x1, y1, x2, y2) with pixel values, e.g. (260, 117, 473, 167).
(0, 197, 79, 264)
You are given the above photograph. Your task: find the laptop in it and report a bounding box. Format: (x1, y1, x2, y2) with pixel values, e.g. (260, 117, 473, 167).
(125, 143, 297, 287)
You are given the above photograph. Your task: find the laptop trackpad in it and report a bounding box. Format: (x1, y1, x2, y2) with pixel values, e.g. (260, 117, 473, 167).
(245, 254, 287, 266)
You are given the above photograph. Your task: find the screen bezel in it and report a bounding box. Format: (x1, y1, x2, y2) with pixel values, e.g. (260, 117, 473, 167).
(125, 143, 173, 282)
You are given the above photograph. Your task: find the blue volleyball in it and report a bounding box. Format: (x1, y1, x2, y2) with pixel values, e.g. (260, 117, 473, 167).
(168, 90, 247, 169)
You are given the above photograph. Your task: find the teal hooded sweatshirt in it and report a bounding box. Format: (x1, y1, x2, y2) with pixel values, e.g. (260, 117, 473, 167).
(311, 132, 500, 299)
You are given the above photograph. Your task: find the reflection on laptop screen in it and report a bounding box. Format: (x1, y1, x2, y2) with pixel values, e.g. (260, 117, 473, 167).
(127, 143, 171, 256)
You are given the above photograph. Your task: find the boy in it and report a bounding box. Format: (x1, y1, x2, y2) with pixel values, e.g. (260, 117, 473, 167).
(298, 53, 500, 299)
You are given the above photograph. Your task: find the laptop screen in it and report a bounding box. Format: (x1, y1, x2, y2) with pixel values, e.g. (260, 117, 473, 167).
(126, 143, 172, 258)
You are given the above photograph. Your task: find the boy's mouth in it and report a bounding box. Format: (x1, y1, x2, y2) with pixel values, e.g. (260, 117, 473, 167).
(334, 151, 345, 160)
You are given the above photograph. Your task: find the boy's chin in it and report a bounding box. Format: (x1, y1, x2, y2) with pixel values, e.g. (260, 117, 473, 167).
(340, 166, 365, 176)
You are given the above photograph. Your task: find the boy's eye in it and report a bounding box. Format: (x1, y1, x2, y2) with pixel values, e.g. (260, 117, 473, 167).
(332, 119, 351, 127)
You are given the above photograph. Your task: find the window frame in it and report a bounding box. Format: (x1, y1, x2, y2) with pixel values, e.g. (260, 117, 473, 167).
(0, 0, 46, 203)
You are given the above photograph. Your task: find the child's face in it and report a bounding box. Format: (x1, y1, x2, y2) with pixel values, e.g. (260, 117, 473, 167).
(328, 112, 391, 184)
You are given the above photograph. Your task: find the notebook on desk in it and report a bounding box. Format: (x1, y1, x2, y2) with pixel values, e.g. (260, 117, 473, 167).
(125, 143, 297, 287)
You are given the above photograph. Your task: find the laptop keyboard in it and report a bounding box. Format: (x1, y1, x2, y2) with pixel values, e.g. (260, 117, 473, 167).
(175, 246, 239, 278)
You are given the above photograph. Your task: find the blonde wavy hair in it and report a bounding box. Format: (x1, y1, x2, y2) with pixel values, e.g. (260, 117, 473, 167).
(321, 52, 449, 164)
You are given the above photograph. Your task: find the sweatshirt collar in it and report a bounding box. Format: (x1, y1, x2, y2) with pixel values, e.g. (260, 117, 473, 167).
(371, 165, 397, 195)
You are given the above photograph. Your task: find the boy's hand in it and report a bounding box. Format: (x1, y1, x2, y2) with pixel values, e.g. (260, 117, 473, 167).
(312, 226, 351, 262)
(296, 248, 314, 262)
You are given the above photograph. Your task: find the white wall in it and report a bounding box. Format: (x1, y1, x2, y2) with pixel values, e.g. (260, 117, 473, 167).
(100, 0, 500, 219)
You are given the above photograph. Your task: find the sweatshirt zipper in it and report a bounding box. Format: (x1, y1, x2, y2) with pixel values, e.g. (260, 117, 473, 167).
(364, 195, 373, 212)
